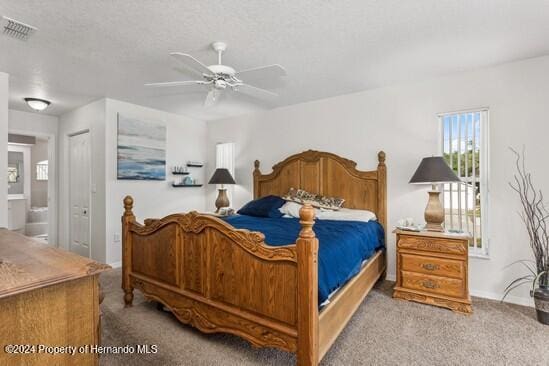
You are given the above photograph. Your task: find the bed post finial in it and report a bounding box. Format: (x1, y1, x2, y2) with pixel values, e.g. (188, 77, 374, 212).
(122, 196, 135, 307)
(123, 195, 134, 215)
(378, 151, 386, 166)
(298, 203, 316, 238)
(297, 203, 319, 366)
(253, 160, 261, 199)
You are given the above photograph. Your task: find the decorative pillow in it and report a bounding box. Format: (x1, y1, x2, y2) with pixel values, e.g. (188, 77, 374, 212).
(238, 195, 286, 218)
(278, 201, 307, 218)
(283, 188, 345, 210)
(316, 208, 377, 222)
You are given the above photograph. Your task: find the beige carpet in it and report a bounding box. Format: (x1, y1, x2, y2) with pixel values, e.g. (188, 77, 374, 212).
(99, 269, 548, 366)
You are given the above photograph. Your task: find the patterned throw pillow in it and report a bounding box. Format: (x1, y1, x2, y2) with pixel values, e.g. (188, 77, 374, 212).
(283, 188, 345, 210)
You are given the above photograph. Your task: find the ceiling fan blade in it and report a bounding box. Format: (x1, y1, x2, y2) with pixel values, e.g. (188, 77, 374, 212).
(204, 88, 221, 107)
(170, 52, 213, 76)
(235, 64, 286, 81)
(144, 80, 211, 88)
(235, 83, 278, 100)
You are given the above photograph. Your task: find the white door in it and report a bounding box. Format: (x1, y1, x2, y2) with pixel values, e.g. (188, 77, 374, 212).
(69, 132, 91, 258)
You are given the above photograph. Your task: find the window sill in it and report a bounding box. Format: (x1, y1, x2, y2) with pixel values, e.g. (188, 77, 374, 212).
(469, 253, 490, 260)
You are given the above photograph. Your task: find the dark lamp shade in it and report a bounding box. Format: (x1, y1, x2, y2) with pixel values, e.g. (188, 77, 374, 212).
(208, 168, 236, 185)
(409, 156, 460, 184)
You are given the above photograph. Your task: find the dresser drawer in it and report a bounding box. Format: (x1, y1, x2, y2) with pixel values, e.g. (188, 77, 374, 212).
(398, 235, 467, 256)
(400, 253, 464, 279)
(400, 271, 465, 298)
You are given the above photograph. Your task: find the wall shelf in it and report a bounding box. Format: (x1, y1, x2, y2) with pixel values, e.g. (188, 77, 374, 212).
(171, 172, 190, 175)
(172, 184, 203, 188)
(186, 163, 204, 168)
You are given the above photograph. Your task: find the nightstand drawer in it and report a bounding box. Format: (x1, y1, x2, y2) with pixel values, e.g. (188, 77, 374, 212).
(400, 253, 464, 279)
(398, 235, 467, 256)
(401, 271, 465, 298)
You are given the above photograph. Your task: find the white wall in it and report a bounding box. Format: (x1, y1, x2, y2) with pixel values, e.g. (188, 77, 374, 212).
(8, 109, 58, 136)
(0, 73, 8, 227)
(57, 98, 208, 266)
(59, 99, 107, 262)
(104, 99, 208, 265)
(207, 55, 549, 306)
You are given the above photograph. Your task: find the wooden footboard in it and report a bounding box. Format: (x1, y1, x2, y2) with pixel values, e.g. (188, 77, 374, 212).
(122, 196, 319, 362)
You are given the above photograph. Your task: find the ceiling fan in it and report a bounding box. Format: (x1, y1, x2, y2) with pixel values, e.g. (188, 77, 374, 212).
(145, 41, 286, 106)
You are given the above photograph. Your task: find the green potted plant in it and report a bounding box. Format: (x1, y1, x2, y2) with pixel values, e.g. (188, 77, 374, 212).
(503, 148, 548, 325)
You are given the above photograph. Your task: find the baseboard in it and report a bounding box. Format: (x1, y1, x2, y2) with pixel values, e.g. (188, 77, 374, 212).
(108, 261, 122, 269)
(469, 289, 534, 307)
(384, 273, 533, 307)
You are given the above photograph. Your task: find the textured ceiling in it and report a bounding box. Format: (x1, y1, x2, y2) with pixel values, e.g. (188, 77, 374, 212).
(1, 1, 549, 120)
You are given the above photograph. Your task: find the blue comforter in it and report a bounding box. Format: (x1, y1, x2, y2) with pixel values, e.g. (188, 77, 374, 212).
(224, 215, 385, 304)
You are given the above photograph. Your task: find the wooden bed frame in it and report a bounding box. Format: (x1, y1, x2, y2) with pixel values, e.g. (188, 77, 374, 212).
(122, 150, 387, 365)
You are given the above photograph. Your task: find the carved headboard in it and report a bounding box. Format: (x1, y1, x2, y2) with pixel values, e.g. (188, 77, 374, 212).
(253, 150, 387, 231)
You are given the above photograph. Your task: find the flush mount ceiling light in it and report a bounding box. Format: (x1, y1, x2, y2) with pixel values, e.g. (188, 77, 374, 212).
(24, 98, 51, 112)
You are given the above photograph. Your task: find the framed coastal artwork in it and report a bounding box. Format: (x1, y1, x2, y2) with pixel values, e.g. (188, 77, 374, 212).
(117, 114, 166, 180)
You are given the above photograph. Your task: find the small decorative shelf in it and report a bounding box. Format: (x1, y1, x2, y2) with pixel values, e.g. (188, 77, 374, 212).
(172, 171, 190, 175)
(172, 184, 203, 188)
(186, 163, 204, 168)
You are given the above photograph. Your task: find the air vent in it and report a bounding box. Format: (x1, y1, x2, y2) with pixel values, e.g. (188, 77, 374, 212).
(1, 16, 36, 40)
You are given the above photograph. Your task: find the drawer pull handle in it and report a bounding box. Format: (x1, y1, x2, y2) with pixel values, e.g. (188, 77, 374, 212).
(422, 263, 440, 271)
(422, 280, 438, 289)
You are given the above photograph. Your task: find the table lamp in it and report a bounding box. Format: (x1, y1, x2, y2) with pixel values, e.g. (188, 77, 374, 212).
(409, 156, 460, 232)
(208, 168, 236, 213)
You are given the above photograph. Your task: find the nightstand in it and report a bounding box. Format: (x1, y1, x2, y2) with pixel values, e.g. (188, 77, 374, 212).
(392, 229, 472, 314)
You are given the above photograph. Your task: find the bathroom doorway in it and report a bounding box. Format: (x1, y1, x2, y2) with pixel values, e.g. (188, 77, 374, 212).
(7, 131, 57, 245)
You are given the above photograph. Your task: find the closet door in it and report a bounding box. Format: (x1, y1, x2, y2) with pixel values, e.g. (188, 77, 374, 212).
(69, 131, 91, 258)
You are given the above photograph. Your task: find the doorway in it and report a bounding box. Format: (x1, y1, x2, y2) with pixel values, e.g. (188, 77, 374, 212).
(7, 131, 57, 245)
(68, 131, 91, 258)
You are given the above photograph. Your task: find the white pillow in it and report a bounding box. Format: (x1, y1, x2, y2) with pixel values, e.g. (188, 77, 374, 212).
(316, 207, 376, 223)
(279, 201, 304, 218)
(279, 202, 376, 223)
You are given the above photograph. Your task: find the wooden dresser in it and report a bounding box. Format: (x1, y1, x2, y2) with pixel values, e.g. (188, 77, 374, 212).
(0, 229, 110, 366)
(393, 229, 472, 314)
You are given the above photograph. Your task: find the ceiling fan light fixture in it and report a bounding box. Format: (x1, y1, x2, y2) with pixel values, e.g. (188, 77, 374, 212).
(214, 79, 227, 89)
(24, 97, 51, 111)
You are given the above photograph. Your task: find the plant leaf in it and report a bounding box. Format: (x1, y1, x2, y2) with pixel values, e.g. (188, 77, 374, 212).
(533, 270, 548, 293)
(503, 275, 535, 294)
(502, 280, 533, 302)
(503, 260, 537, 275)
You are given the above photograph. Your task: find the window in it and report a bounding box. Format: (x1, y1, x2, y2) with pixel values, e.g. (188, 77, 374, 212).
(36, 160, 48, 181)
(8, 166, 18, 183)
(440, 109, 489, 257)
